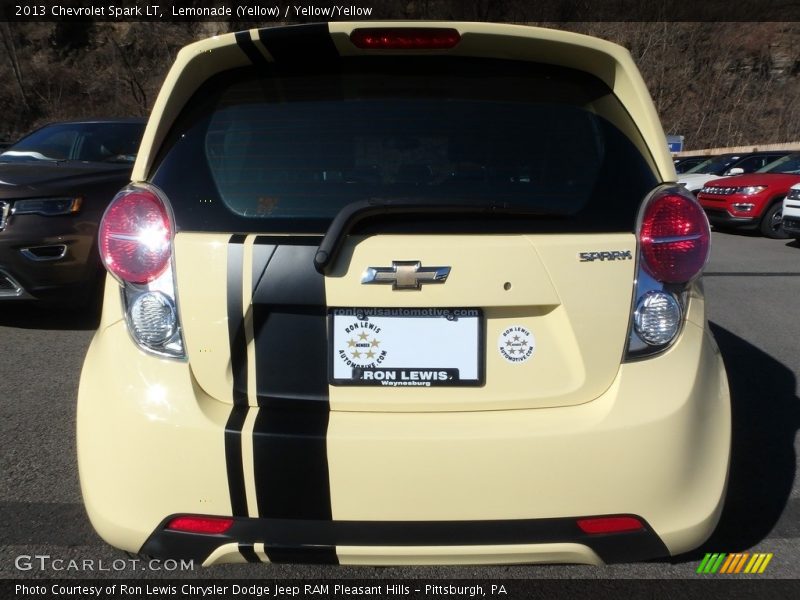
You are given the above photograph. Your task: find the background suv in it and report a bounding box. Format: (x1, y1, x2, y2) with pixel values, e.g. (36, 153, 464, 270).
(678, 151, 791, 194)
(697, 152, 800, 238)
(0, 119, 145, 304)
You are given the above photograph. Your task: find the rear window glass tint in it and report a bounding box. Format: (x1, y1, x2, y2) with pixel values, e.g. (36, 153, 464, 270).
(152, 58, 658, 234)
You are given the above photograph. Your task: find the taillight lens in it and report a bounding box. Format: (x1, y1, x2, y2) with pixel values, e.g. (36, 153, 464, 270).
(350, 28, 461, 50)
(99, 184, 185, 359)
(639, 193, 710, 284)
(634, 291, 682, 346)
(576, 516, 644, 535)
(99, 189, 172, 284)
(626, 186, 710, 360)
(166, 516, 233, 535)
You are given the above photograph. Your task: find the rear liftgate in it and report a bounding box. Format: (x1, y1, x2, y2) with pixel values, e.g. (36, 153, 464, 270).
(140, 225, 669, 564)
(133, 23, 697, 564)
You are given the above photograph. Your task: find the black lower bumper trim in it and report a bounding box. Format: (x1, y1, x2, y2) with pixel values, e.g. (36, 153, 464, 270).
(782, 216, 800, 236)
(702, 208, 758, 228)
(139, 514, 669, 565)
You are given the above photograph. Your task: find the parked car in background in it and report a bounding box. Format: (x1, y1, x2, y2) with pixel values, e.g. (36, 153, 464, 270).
(697, 152, 800, 238)
(79, 22, 729, 567)
(674, 155, 710, 174)
(679, 151, 792, 194)
(782, 184, 800, 242)
(0, 119, 146, 304)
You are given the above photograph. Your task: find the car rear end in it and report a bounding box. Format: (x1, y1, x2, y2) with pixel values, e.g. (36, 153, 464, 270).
(78, 22, 730, 566)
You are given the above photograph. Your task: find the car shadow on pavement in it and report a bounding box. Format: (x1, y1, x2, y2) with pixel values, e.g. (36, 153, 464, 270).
(678, 322, 800, 559)
(0, 303, 100, 331)
(711, 227, 762, 238)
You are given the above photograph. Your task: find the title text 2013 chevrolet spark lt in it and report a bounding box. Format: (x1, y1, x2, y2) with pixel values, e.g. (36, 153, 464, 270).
(78, 23, 730, 566)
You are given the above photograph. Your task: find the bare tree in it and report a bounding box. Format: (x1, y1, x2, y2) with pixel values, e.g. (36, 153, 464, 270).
(0, 22, 30, 111)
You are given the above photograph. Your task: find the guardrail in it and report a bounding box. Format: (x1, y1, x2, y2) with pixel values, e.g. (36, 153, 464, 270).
(674, 142, 800, 157)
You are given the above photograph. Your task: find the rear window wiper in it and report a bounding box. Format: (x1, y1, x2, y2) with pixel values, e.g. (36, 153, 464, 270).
(314, 198, 556, 275)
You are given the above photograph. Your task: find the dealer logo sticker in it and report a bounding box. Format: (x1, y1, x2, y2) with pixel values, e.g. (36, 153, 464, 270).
(337, 320, 388, 369)
(498, 326, 535, 363)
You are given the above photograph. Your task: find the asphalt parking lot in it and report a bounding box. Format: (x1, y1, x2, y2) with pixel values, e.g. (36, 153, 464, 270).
(0, 231, 798, 581)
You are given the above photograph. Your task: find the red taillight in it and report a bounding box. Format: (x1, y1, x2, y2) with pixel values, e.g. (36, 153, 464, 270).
(166, 516, 233, 535)
(350, 28, 461, 50)
(99, 188, 172, 284)
(576, 516, 644, 535)
(639, 193, 710, 283)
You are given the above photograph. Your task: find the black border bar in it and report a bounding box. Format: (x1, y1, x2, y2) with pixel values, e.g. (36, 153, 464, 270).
(4, 1, 800, 22)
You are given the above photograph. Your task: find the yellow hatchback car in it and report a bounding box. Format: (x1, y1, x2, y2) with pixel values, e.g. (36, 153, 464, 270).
(78, 22, 730, 567)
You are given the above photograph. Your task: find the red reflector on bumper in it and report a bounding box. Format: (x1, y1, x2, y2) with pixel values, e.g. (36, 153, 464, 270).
(576, 516, 644, 534)
(166, 516, 233, 535)
(350, 28, 461, 50)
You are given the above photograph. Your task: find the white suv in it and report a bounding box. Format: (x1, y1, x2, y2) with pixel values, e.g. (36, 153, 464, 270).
(783, 184, 800, 241)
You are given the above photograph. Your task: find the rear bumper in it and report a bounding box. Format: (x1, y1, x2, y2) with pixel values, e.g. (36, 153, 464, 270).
(78, 294, 730, 566)
(701, 207, 758, 229)
(782, 214, 800, 236)
(142, 514, 667, 566)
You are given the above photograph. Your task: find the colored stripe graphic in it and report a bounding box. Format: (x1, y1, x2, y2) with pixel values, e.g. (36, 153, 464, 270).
(696, 553, 713, 573)
(719, 553, 736, 573)
(697, 552, 773, 574)
(710, 553, 726, 573)
(734, 553, 749, 573)
(758, 554, 774, 573)
(697, 553, 726, 573)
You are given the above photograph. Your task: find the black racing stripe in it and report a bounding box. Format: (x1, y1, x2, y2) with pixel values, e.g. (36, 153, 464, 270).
(234, 30, 270, 67)
(264, 546, 338, 564)
(250, 242, 328, 402)
(227, 234, 248, 406)
(247, 238, 333, 554)
(253, 404, 332, 521)
(257, 23, 339, 65)
(225, 234, 249, 517)
(251, 243, 276, 297)
(252, 307, 329, 405)
(224, 406, 249, 517)
(238, 543, 261, 563)
(254, 235, 324, 246)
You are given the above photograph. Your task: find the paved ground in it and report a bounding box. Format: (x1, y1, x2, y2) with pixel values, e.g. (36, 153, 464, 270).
(1, 231, 798, 582)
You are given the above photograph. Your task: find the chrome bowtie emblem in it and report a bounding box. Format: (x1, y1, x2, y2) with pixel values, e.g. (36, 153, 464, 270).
(361, 261, 451, 290)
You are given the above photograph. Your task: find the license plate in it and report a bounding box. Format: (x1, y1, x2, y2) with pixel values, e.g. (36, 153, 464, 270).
(329, 308, 483, 387)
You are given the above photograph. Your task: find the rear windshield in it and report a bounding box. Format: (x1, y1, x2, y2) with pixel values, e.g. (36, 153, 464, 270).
(152, 58, 658, 234)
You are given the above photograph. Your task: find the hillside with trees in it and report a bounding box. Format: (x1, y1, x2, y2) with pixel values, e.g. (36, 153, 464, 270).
(2, 18, 799, 150)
